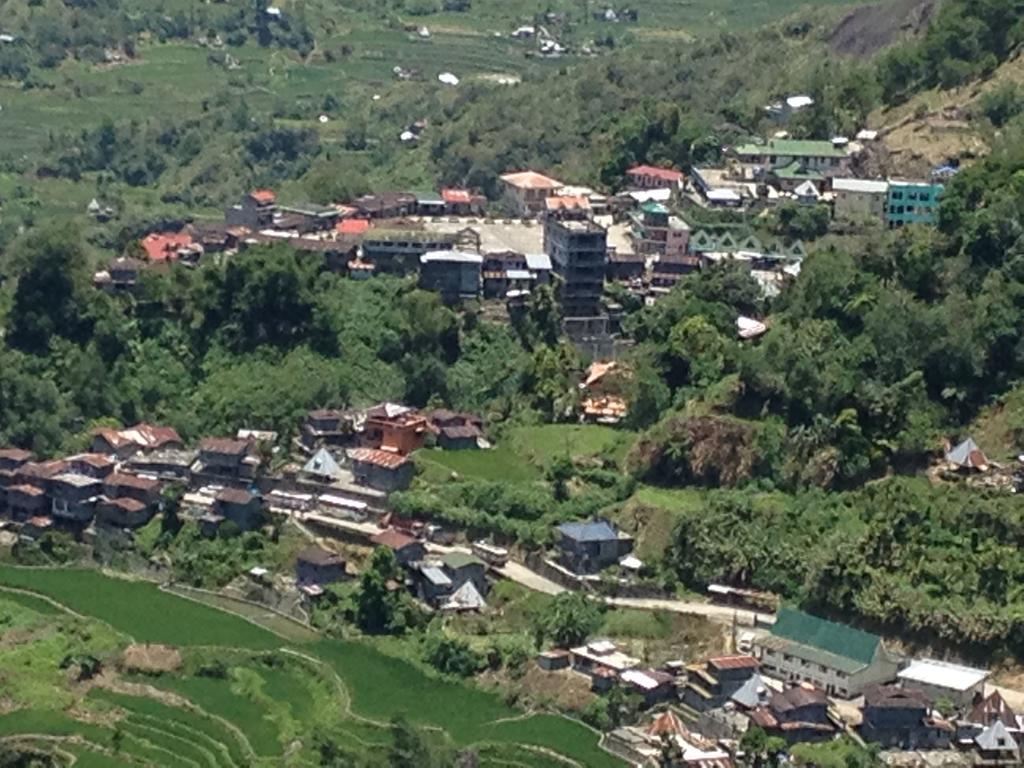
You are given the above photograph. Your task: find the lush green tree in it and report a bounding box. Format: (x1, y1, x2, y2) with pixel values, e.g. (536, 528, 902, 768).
(532, 592, 604, 648)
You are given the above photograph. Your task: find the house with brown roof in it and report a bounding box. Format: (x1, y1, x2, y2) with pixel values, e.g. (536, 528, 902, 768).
(301, 409, 355, 449)
(860, 684, 953, 749)
(748, 684, 837, 744)
(370, 528, 425, 566)
(500, 170, 564, 216)
(213, 488, 264, 531)
(620, 667, 678, 708)
(197, 438, 258, 480)
(66, 454, 116, 480)
(625, 164, 684, 190)
(49, 473, 103, 523)
(348, 448, 413, 492)
(428, 410, 484, 450)
(682, 655, 760, 712)
(104, 472, 161, 506)
(361, 403, 428, 455)
(0, 450, 33, 506)
(296, 545, 347, 585)
(5, 484, 47, 521)
(96, 497, 155, 529)
(91, 423, 184, 459)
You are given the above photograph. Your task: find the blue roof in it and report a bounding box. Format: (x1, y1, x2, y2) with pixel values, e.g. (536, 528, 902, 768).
(557, 520, 619, 542)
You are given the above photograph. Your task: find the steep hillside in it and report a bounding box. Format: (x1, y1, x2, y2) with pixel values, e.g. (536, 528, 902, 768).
(828, 0, 936, 58)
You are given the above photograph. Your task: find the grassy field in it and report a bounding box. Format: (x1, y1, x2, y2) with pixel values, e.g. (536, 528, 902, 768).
(0, 566, 625, 767)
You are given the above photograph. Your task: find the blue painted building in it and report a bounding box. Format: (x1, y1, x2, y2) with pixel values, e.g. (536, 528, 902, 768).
(886, 181, 943, 228)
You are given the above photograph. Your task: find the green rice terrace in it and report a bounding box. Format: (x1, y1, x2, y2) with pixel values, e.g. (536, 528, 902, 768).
(0, 566, 623, 767)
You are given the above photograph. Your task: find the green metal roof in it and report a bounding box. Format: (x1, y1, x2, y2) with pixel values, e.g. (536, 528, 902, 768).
(734, 139, 847, 159)
(640, 201, 670, 215)
(772, 160, 824, 180)
(442, 551, 485, 570)
(770, 608, 880, 667)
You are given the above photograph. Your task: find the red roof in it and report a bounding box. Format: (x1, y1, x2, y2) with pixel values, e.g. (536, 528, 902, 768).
(441, 188, 472, 204)
(349, 447, 410, 470)
(101, 497, 148, 514)
(140, 233, 193, 263)
(545, 195, 590, 211)
(336, 218, 371, 235)
(500, 170, 563, 190)
(18, 461, 69, 479)
(627, 164, 684, 183)
(69, 453, 115, 470)
(708, 655, 759, 671)
(250, 189, 276, 204)
(9, 484, 46, 497)
(93, 423, 182, 451)
(370, 528, 418, 551)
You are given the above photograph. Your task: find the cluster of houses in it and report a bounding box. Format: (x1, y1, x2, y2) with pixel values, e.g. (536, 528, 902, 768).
(0, 401, 487, 547)
(539, 607, 1018, 767)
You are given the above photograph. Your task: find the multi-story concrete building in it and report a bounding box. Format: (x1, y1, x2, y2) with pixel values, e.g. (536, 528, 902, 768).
(832, 178, 889, 223)
(755, 608, 900, 698)
(419, 251, 483, 300)
(732, 138, 855, 177)
(886, 180, 943, 228)
(544, 217, 608, 317)
(500, 171, 564, 216)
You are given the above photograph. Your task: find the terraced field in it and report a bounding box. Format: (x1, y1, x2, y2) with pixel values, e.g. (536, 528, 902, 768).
(0, 567, 621, 767)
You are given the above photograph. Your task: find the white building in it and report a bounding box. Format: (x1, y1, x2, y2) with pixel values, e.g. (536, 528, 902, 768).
(832, 178, 889, 223)
(898, 659, 988, 709)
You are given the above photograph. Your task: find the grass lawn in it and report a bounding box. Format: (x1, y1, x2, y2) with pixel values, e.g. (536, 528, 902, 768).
(415, 445, 541, 483)
(0, 566, 281, 649)
(508, 424, 636, 469)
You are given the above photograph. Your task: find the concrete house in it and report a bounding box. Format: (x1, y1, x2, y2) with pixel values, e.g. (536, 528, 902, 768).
(50, 473, 103, 524)
(555, 519, 634, 575)
(624, 165, 683, 190)
(732, 138, 855, 177)
(500, 171, 563, 216)
(860, 684, 953, 749)
(348, 448, 414, 493)
(831, 178, 888, 223)
(213, 488, 264, 531)
(887, 180, 943, 228)
(629, 201, 690, 258)
(897, 659, 988, 710)
(370, 528, 426, 566)
(544, 216, 608, 317)
(197, 438, 257, 480)
(755, 608, 900, 698)
(419, 251, 483, 301)
(361, 403, 428, 455)
(295, 545, 347, 585)
(620, 668, 678, 708)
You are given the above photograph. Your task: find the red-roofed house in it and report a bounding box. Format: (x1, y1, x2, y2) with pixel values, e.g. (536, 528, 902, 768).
(361, 404, 428, 455)
(348, 448, 413, 492)
(626, 164, 684, 190)
(336, 218, 371, 235)
(370, 528, 426, 565)
(140, 233, 194, 263)
(96, 496, 155, 529)
(500, 171, 564, 216)
(91, 423, 184, 459)
(226, 190, 278, 230)
(441, 188, 485, 215)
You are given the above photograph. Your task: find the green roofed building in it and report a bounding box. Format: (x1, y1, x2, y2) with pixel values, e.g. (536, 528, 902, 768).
(732, 138, 855, 178)
(755, 608, 900, 698)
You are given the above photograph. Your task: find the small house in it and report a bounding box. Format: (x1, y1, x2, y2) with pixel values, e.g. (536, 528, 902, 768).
(860, 684, 953, 749)
(91, 423, 184, 459)
(945, 437, 989, 473)
(66, 454, 116, 480)
(361, 403, 428, 455)
(21, 515, 54, 540)
(96, 497, 155, 529)
(213, 488, 264, 531)
(197, 438, 257, 480)
(499, 170, 563, 216)
(348, 448, 413, 493)
(441, 551, 488, 597)
(415, 563, 453, 605)
(301, 409, 354, 449)
(295, 545, 347, 585)
(370, 528, 426, 566)
(570, 640, 639, 677)
(555, 519, 634, 575)
(537, 649, 571, 671)
(103, 472, 161, 506)
(50, 473, 102, 523)
(975, 721, 1020, 766)
(625, 165, 683, 191)
(681, 655, 760, 712)
(6, 484, 47, 521)
(198, 512, 226, 538)
(125, 448, 196, 482)
(621, 668, 678, 708)
(748, 685, 836, 744)
(301, 448, 345, 484)
(419, 251, 483, 301)
(440, 580, 487, 612)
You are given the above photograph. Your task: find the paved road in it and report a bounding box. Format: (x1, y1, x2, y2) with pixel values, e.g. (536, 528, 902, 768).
(299, 512, 771, 625)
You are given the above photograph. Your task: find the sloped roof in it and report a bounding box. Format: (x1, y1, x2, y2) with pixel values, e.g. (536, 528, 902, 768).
(627, 165, 684, 183)
(557, 520, 620, 543)
(731, 673, 771, 709)
(348, 447, 410, 470)
(970, 692, 1019, 729)
(863, 684, 930, 710)
(500, 170, 563, 190)
(442, 580, 487, 611)
(945, 437, 988, 470)
(976, 721, 1018, 752)
(303, 448, 344, 480)
(645, 710, 689, 738)
(769, 608, 880, 670)
(898, 658, 988, 693)
(442, 551, 484, 570)
(371, 528, 418, 551)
